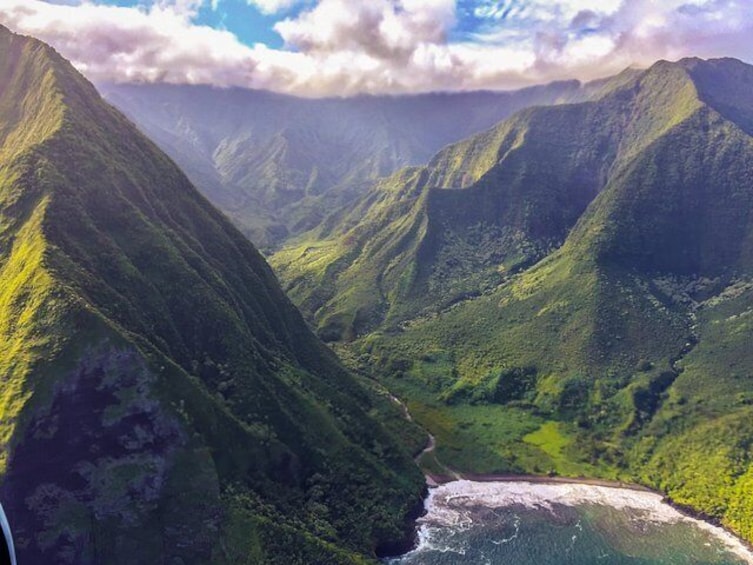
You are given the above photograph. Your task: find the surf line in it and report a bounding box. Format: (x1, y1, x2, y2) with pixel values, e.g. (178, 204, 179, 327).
(387, 391, 753, 563)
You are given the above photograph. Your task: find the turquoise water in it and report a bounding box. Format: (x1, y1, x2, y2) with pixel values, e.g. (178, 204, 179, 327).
(389, 481, 753, 565)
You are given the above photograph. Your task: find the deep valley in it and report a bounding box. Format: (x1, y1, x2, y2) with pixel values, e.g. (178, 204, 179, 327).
(2, 9, 753, 564)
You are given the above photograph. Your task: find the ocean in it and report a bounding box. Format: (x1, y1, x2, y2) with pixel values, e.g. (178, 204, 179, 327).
(388, 480, 753, 565)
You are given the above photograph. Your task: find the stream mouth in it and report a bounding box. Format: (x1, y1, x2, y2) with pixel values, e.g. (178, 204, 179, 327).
(387, 480, 753, 565)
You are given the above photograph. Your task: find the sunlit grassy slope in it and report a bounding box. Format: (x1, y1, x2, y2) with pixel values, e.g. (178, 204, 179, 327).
(275, 57, 753, 543)
(0, 25, 425, 564)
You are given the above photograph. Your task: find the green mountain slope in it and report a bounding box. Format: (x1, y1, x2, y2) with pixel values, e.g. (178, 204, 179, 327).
(275, 58, 753, 542)
(272, 64, 688, 339)
(100, 80, 592, 249)
(0, 26, 424, 564)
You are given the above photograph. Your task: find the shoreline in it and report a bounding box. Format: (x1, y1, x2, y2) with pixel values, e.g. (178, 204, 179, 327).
(403, 472, 753, 562)
(386, 398, 753, 561)
(426, 471, 656, 492)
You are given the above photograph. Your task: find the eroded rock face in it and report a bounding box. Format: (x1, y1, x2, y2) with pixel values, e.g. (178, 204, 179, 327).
(2, 345, 222, 564)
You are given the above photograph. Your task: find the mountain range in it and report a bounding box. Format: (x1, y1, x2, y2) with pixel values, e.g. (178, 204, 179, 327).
(272, 57, 753, 543)
(0, 25, 425, 564)
(101, 79, 595, 249)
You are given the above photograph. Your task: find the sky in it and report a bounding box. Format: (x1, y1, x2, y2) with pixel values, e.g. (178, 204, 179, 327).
(0, 0, 751, 97)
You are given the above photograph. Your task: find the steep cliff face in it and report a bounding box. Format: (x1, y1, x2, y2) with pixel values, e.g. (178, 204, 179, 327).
(0, 26, 423, 564)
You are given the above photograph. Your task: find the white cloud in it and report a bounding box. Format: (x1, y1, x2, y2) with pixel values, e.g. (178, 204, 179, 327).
(472, 0, 621, 23)
(246, 0, 301, 15)
(275, 0, 455, 58)
(0, 0, 264, 84)
(0, 0, 752, 96)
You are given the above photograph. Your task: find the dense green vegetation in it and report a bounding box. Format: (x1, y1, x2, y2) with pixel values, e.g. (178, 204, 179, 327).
(0, 26, 426, 563)
(275, 57, 753, 544)
(7, 20, 753, 558)
(101, 80, 591, 249)
(272, 62, 702, 341)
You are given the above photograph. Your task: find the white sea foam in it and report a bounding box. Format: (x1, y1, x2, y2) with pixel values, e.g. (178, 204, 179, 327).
(407, 480, 753, 564)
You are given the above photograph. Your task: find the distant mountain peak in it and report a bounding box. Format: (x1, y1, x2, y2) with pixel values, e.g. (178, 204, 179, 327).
(101, 73, 593, 249)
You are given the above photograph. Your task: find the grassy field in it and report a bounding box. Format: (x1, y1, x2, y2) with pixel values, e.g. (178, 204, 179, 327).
(380, 368, 621, 479)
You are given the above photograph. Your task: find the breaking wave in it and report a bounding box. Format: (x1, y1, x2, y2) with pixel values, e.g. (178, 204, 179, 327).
(396, 480, 753, 564)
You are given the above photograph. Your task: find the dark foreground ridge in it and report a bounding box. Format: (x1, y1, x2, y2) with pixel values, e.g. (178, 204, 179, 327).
(0, 24, 424, 564)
